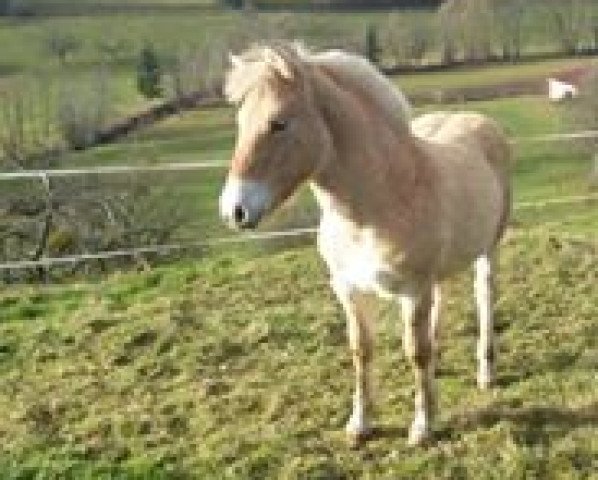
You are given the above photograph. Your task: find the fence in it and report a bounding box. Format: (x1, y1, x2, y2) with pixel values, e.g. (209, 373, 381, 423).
(1, 131, 597, 277)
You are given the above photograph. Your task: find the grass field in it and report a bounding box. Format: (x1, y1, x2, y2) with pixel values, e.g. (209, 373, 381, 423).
(1, 3, 596, 158)
(0, 226, 596, 478)
(0, 9, 422, 155)
(1, 20, 597, 476)
(396, 58, 598, 94)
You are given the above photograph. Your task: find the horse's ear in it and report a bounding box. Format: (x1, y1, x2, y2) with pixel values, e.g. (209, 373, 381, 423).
(264, 47, 296, 82)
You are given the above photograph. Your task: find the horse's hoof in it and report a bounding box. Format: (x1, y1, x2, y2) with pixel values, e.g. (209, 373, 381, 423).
(346, 428, 373, 448)
(477, 373, 494, 390)
(345, 418, 373, 448)
(408, 422, 431, 446)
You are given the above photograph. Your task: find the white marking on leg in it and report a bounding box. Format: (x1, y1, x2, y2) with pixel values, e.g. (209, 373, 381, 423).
(332, 278, 374, 441)
(430, 282, 441, 375)
(400, 288, 435, 445)
(475, 254, 494, 389)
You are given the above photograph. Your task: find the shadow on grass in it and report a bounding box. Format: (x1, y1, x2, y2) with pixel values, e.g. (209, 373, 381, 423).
(439, 401, 598, 443)
(370, 425, 408, 441)
(370, 402, 598, 444)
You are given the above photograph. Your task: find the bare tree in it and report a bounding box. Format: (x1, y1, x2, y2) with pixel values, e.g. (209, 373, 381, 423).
(385, 12, 433, 67)
(0, 79, 55, 170)
(439, 0, 493, 61)
(56, 68, 114, 150)
(438, 0, 495, 63)
(437, 1, 458, 65)
(545, 0, 593, 55)
(492, 0, 525, 61)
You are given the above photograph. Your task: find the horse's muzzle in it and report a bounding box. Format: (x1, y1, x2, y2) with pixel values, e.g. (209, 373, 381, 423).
(219, 177, 272, 230)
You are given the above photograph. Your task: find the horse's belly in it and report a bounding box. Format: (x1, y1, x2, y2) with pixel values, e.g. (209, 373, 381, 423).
(437, 164, 504, 275)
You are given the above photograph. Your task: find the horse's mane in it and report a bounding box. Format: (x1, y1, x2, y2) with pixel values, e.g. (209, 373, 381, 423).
(225, 42, 411, 131)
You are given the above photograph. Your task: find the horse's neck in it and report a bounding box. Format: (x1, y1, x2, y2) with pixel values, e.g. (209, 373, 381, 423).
(309, 67, 420, 228)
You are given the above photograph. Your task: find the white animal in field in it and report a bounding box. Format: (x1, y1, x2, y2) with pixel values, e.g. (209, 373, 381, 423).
(219, 42, 512, 447)
(548, 77, 578, 102)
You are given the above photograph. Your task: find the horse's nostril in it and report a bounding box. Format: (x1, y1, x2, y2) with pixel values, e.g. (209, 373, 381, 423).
(233, 204, 247, 225)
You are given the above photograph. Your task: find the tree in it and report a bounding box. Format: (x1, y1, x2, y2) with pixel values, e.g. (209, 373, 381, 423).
(385, 12, 433, 67)
(492, 0, 525, 61)
(365, 24, 380, 65)
(437, 3, 458, 65)
(56, 70, 113, 150)
(136, 44, 162, 99)
(1, 0, 35, 16)
(547, 0, 589, 55)
(438, 0, 494, 63)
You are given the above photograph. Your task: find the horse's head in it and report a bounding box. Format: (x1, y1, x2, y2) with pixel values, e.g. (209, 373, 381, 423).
(219, 44, 332, 229)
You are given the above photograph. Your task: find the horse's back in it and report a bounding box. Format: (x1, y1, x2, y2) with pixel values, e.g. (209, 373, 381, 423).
(412, 111, 512, 179)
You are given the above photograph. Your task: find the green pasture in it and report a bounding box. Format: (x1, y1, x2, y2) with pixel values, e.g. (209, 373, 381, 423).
(0, 226, 596, 478)
(63, 94, 572, 167)
(396, 58, 598, 94)
(0, 5, 596, 158)
(0, 11, 408, 73)
(0, 10, 414, 155)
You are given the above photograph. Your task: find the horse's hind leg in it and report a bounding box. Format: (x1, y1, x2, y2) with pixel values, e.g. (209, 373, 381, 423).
(474, 253, 495, 389)
(332, 279, 374, 445)
(430, 282, 441, 374)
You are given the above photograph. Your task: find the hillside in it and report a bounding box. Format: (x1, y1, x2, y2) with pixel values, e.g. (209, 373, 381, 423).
(0, 227, 596, 478)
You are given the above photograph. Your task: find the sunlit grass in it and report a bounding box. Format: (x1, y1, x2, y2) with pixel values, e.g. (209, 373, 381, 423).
(0, 227, 596, 478)
(1, 28, 597, 477)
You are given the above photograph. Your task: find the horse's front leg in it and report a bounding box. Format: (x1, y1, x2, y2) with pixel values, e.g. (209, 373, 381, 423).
(400, 284, 435, 445)
(331, 278, 374, 446)
(430, 282, 442, 374)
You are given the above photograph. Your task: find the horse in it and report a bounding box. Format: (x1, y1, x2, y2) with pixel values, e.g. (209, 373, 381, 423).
(219, 43, 512, 446)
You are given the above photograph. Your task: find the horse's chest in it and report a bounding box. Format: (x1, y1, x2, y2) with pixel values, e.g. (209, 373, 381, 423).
(317, 215, 408, 296)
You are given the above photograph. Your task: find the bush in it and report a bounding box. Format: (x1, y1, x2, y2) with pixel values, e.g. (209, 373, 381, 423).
(0, 79, 55, 169)
(56, 70, 113, 150)
(365, 24, 380, 65)
(136, 44, 163, 99)
(45, 30, 82, 65)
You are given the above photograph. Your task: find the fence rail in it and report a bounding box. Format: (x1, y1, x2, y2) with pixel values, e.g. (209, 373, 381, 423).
(1, 130, 597, 181)
(0, 228, 318, 271)
(1, 192, 597, 272)
(1, 130, 597, 273)
(0, 161, 227, 181)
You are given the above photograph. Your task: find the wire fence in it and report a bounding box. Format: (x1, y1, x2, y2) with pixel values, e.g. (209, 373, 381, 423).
(1, 130, 597, 277)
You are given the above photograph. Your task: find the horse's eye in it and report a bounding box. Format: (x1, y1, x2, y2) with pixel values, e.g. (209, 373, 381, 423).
(269, 119, 287, 133)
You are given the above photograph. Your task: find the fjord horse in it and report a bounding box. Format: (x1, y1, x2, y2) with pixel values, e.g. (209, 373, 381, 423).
(219, 43, 512, 446)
